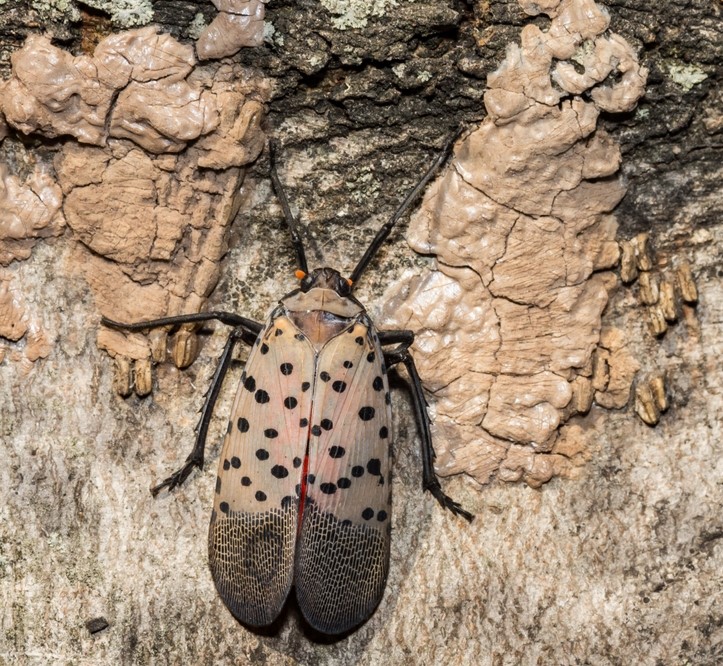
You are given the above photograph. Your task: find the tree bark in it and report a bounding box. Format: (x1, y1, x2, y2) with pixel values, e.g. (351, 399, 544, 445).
(1, 0, 720, 664)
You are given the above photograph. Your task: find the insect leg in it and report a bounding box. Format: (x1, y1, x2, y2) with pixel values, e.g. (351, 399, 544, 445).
(151, 326, 253, 496)
(383, 333, 474, 522)
(102, 312, 263, 335)
(378, 330, 414, 346)
(102, 313, 262, 494)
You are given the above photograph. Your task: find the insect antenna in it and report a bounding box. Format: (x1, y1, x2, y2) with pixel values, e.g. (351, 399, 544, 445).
(269, 141, 309, 276)
(347, 132, 459, 288)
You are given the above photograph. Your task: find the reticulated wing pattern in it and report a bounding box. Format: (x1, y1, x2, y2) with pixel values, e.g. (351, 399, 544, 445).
(209, 312, 315, 627)
(295, 316, 392, 634)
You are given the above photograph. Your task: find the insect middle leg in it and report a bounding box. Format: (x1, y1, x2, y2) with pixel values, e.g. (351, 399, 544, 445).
(379, 330, 474, 522)
(102, 312, 262, 495)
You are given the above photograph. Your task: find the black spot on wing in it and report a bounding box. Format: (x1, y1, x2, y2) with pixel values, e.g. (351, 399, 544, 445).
(359, 406, 375, 421)
(271, 465, 289, 479)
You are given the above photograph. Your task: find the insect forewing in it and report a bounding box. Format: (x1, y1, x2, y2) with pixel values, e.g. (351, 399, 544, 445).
(295, 317, 392, 634)
(209, 313, 315, 627)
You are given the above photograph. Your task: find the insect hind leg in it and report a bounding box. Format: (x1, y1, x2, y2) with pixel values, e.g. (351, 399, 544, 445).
(102, 313, 263, 495)
(382, 331, 474, 522)
(150, 327, 250, 496)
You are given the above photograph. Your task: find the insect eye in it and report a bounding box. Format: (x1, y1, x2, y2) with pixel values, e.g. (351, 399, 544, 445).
(338, 277, 352, 296)
(300, 274, 313, 292)
(295, 270, 307, 281)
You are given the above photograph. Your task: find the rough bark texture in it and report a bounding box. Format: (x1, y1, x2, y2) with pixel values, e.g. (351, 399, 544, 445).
(1, 1, 721, 665)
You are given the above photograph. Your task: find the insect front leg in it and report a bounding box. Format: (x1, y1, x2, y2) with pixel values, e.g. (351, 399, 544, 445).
(102, 311, 263, 335)
(102, 313, 263, 495)
(380, 330, 474, 522)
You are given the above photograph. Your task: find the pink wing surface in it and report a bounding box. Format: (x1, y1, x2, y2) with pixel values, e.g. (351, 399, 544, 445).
(295, 317, 393, 634)
(209, 313, 315, 627)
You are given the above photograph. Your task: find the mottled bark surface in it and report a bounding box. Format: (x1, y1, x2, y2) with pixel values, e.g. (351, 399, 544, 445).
(1, 1, 721, 665)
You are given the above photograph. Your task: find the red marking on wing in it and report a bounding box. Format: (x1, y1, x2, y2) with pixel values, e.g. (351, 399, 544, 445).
(298, 454, 309, 532)
(294, 319, 393, 634)
(208, 314, 316, 628)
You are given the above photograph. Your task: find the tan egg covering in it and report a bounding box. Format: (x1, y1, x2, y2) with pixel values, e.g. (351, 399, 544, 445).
(0, 27, 269, 368)
(382, 0, 648, 488)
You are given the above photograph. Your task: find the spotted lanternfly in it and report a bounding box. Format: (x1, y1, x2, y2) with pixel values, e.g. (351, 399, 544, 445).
(102, 138, 473, 635)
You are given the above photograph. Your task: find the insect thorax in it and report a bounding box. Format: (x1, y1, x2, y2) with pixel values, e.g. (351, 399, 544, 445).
(281, 287, 365, 349)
